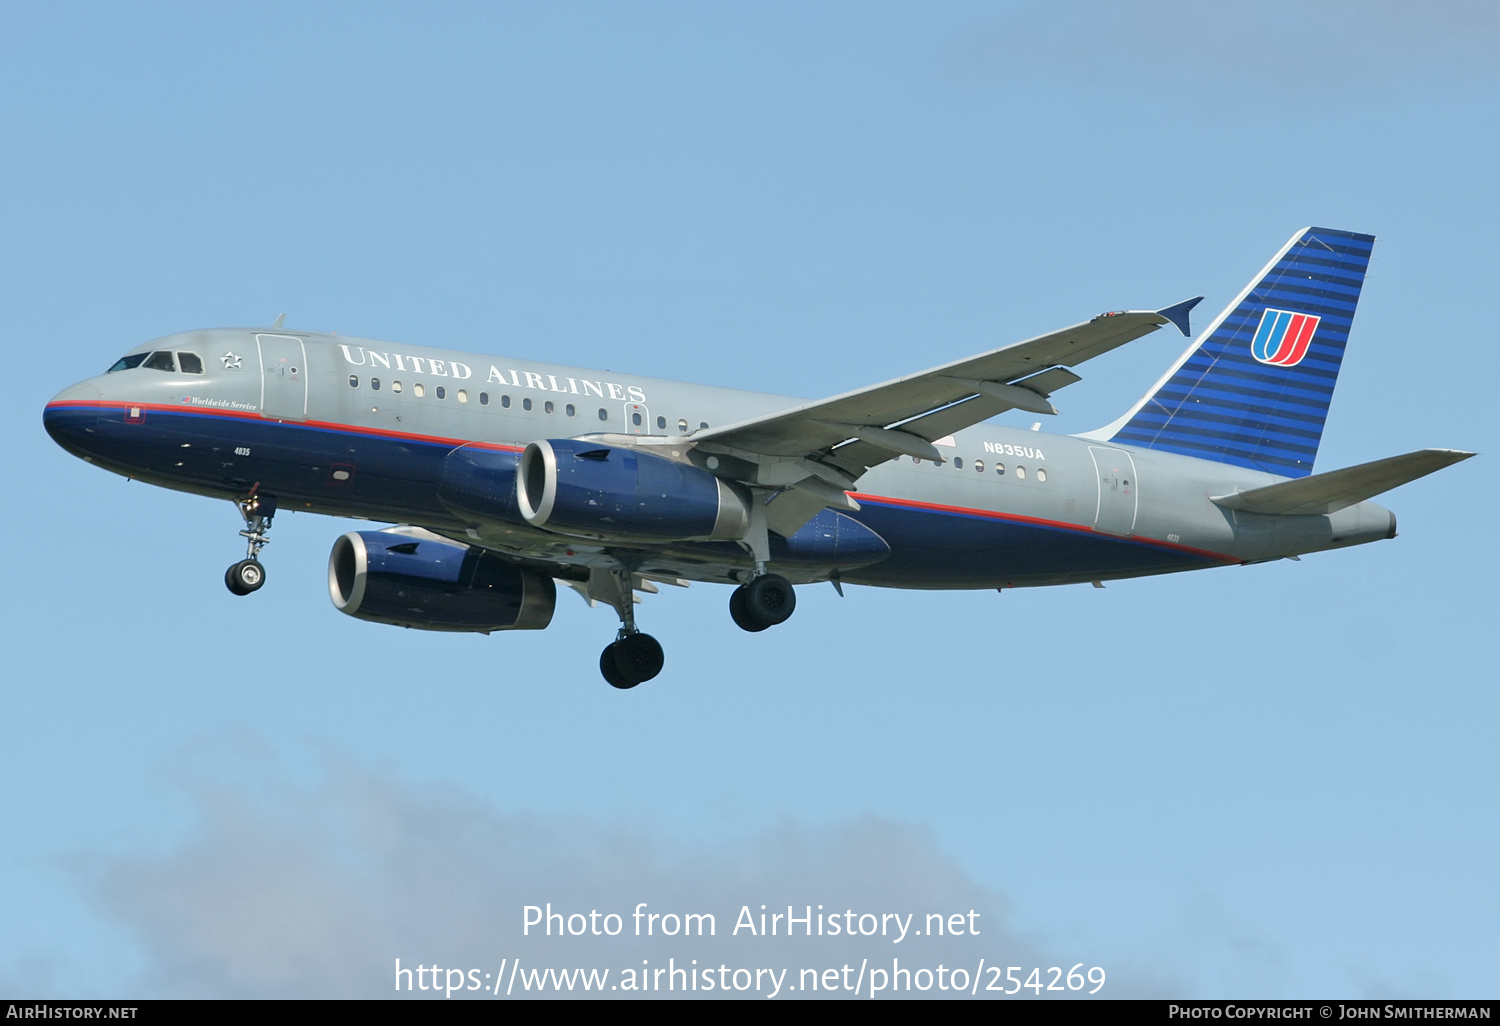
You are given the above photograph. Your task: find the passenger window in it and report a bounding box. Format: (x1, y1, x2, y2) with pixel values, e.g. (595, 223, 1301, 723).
(349, 375, 359, 388)
(523, 397, 532, 411)
(699, 422, 708, 430)
(1037, 468, 1047, 482)
(177, 352, 204, 374)
(107, 353, 148, 372)
(479, 392, 489, 405)
(974, 460, 985, 473)
(371, 378, 381, 390)
(632, 412, 642, 426)
(566, 404, 576, 417)
(1016, 466, 1026, 479)
(656, 416, 666, 430)
(544, 400, 554, 414)
(995, 463, 1004, 475)
(414, 383, 425, 398)
(598, 408, 609, 421)
(954, 457, 963, 469)
(143, 351, 175, 372)
(457, 389, 468, 403)
(392, 381, 403, 394)
(500, 395, 511, 408)
(436, 386, 446, 400)
(677, 419, 688, 433)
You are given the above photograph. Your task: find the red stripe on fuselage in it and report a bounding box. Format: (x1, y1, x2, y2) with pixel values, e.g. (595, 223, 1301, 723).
(44, 399, 524, 453)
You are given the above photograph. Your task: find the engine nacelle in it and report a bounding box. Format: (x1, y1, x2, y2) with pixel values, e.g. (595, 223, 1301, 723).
(516, 439, 749, 542)
(328, 530, 555, 632)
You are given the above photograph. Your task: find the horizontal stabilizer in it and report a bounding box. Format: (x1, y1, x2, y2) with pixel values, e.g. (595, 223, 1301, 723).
(1211, 449, 1475, 516)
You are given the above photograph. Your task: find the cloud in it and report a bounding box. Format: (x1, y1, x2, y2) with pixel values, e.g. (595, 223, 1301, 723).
(63, 750, 1124, 999)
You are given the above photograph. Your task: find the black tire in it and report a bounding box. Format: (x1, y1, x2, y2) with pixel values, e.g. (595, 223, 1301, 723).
(225, 559, 265, 595)
(600, 644, 637, 689)
(225, 564, 247, 595)
(743, 573, 795, 626)
(613, 632, 664, 684)
(729, 585, 770, 632)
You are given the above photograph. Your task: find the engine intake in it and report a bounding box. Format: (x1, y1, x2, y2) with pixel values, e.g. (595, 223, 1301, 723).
(329, 531, 555, 632)
(516, 439, 749, 542)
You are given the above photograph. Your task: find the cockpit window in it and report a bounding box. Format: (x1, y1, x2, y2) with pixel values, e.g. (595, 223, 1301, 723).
(143, 351, 176, 372)
(107, 353, 148, 373)
(177, 352, 204, 374)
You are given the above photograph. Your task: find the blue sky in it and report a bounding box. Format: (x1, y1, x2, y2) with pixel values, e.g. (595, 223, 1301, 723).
(2, 1, 1495, 999)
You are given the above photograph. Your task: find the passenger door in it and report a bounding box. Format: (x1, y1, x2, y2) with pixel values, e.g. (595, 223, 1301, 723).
(256, 334, 307, 422)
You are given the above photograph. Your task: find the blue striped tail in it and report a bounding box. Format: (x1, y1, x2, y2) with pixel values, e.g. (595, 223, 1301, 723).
(1106, 227, 1374, 478)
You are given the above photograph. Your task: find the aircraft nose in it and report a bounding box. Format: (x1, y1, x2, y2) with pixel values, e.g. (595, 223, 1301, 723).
(44, 380, 104, 458)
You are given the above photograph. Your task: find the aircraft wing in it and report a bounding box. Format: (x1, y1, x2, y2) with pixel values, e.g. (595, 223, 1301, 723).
(691, 300, 1199, 528)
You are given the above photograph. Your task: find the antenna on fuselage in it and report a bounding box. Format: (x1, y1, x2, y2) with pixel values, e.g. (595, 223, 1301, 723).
(271, 313, 285, 330)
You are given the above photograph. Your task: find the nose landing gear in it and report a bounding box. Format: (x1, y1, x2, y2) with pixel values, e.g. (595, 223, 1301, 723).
(224, 493, 275, 596)
(225, 559, 265, 595)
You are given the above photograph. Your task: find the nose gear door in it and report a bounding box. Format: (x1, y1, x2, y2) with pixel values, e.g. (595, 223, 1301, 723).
(256, 334, 308, 422)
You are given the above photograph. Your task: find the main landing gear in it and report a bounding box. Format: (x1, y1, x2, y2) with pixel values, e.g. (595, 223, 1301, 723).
(727, 491, 798, 633)
(596, 568, 665, 690)
(225, 494, 276, 596)
(592, 497, 799, 686)
(601, 631, 665, 690)
(728, 572, 796, 632)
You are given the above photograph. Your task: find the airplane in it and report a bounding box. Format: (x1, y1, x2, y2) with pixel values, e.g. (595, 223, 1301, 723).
(43, 227, 1473, 689)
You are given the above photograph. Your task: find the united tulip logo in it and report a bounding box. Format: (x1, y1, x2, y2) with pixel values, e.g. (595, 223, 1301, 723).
(1249, 308, 1320, 367)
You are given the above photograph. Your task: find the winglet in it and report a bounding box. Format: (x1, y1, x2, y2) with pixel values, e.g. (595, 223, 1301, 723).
(1157, 296, 1203, 337)
(271, 313, 286, 330)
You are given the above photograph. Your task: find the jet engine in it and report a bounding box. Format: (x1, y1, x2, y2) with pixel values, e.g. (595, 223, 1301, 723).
(328, 530, 555, 632)
(516, 439, 749, 542)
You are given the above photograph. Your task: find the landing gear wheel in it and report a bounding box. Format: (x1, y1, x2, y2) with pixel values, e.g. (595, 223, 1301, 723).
(225, 559, 265, 596)
(600, 633, 665, 688)
(744, 573, 795, 626)
(600, 646, 636, 689)
(729, 586, 770, 632)
(616, 632, 664, 683)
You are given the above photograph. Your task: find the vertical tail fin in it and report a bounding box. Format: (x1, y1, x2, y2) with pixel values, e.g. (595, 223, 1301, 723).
(1103, 227, 1375, 478)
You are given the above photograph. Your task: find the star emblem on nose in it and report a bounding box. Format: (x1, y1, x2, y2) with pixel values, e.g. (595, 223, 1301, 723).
(221, 351, 243, 370)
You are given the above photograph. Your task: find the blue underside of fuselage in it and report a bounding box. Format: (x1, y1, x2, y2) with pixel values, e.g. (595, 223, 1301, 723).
(44, 405, 1221, 587)
(843, 500, 1214, 587)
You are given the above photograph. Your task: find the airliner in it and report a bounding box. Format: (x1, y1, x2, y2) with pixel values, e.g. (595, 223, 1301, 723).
(44, 227, 1472, 688)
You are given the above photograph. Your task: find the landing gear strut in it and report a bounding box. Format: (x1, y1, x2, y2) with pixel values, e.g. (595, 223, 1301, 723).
(595, 568, 665, 689)
(225, 493, 275, 596)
